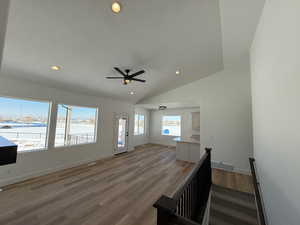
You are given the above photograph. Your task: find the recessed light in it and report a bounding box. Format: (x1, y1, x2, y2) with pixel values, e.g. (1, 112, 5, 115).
(130, 91, 135, 95)
(112, 2, 121, 13)
(51, 65, 61, 71)
(175, 70, 181, 75)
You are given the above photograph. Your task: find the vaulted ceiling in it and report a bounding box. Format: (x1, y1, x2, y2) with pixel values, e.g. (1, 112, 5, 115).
(1, 0, 264, 102)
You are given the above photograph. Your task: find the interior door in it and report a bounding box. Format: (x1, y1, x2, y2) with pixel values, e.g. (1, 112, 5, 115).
(114, 114, 129, 154)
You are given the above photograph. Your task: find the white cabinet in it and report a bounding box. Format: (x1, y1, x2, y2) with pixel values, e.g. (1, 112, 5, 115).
(192, 112, 200, 131)
(189, 143, 201, 163)
(176, 142, 201, 163)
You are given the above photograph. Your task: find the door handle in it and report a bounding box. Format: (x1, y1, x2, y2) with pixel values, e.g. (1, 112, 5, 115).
(126, 132, 129, 137)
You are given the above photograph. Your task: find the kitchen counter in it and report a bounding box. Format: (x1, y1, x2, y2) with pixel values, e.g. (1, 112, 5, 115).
(173, 137, 200, 144)
(174, 137, 201, 163)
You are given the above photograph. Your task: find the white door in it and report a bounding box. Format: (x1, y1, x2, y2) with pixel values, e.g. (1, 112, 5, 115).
(114, 114, 129, 154)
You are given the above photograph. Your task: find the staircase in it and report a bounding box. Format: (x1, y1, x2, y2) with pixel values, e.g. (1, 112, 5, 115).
(210, 185, 258, 225)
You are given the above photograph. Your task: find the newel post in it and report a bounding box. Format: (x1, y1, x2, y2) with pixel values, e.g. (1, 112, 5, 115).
(153, 195, 177, 225)
(205, 147, 212, 184)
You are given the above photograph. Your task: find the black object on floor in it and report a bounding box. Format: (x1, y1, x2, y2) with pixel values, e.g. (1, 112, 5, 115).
(0, 136, 17, 166)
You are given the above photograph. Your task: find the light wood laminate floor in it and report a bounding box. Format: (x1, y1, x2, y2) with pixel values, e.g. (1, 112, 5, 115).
(0, 145, 194, 225)
(0, 145, 253, 225)
(212, 168, 254, 193)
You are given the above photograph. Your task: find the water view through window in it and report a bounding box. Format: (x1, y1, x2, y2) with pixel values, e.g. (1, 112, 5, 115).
(0, 97, 50, 152)
(55, 105, 97, 147)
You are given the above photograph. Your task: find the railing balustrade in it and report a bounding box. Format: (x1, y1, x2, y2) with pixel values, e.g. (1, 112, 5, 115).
(249, 158, 267, 225)
(154, 148, 212, 225)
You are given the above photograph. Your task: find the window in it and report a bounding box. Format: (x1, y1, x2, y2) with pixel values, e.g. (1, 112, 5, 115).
(134, 114, 145, 135)
(55, 105, 97, 147)
(0, 96, 50, 152)
(161, 115, 181, 136)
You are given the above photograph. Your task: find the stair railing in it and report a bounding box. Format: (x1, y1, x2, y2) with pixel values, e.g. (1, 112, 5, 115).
(154, 148, 212, 225)
(249, 158, 268, 225)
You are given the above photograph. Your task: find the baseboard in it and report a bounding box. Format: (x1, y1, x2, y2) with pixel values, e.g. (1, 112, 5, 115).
(233, 167, 251, 175)
(212, 160, 250, 175)
(0, 155, 112, 188)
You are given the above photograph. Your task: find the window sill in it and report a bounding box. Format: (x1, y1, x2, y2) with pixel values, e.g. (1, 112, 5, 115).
(18, 148, 48, 154)
(162, 135, 181, 137)
(18, 142, 97, 153)
(53, 142, 97, 150)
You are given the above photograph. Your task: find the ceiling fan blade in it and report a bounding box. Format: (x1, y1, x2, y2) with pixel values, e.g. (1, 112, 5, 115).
(106, 77, 124, 79)
(114, 67, 126, 76)
(131, 78, 146, 83)
(128, 70, 145, 78)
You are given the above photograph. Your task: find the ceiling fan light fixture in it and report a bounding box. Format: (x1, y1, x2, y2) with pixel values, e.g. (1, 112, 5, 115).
(112, 2, 121, 13)
(106, 67, 146, 85)
(51, 65, 61, 71)
(130, 91, 135, 95)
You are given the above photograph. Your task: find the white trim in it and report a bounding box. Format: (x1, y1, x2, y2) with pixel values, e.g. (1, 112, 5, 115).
(212, 160, 250, 175)
(233, 167, 251, 175)
(18, 148, 48, 154)
(53, 141, 97, 149)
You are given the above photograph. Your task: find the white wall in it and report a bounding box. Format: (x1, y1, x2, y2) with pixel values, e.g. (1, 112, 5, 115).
(0, 75, 135, 187)
(0, 0, 10, 68)
(149, 108, 200, 146)
(139, 61, 253, 172)
(133, 107, 150, 147)
(251, 1, 300, 225)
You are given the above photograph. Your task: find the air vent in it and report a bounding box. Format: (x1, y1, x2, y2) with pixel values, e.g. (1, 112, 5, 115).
(212, 161, 234, 171)
(159, 106, 167, 110)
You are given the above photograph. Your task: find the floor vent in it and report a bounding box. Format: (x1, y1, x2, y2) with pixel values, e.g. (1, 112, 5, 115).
(212, 161, 234, 172)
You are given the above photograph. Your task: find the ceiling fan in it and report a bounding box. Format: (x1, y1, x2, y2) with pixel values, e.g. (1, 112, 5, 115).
(106, 67, 146, 85)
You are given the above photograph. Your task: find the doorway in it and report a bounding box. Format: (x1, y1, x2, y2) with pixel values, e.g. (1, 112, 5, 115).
(114, 113, 129, 154)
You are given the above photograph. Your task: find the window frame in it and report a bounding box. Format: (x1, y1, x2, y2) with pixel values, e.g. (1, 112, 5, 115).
(0, 95, 52, 153)
(134, 113, 145, 136)
(161, 115, 181, 137)
(54, 103, 99, 148)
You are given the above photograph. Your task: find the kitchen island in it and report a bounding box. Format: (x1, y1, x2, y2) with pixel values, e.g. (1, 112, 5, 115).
(174, 137, 201, 163)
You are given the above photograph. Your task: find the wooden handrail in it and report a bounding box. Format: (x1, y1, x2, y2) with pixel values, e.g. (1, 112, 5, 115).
(173, 148, 211, 201)
(249, 158, 267, 225)
(154, 148, 212, 225)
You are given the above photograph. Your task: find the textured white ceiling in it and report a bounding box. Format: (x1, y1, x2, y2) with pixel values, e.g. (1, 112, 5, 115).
(219, 0, 265, 66)
(1, 0, 264, 102)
